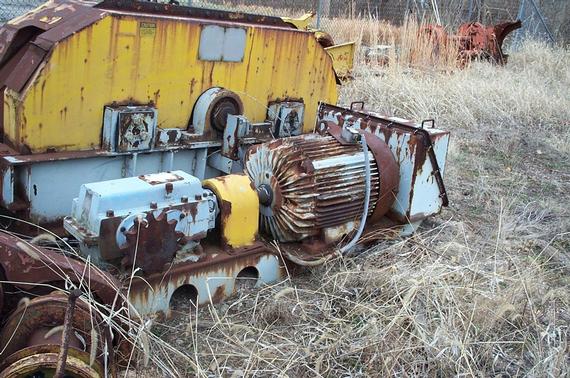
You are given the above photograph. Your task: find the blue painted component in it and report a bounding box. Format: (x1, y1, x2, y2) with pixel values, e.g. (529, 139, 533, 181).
(64, 170, 218, 262)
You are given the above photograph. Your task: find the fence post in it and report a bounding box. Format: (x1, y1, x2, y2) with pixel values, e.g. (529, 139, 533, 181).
(467, 0, 473, 21)
(513, 0, 525, 48)
(317, 0, 322, 28)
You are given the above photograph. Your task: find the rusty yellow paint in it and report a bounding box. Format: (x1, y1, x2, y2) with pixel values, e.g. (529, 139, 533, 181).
(4, 13, 338, 152)
(280, 13, 314, 30)
(203, 174, 259, 248)
(325, 42, 356, 78)
(279, 14, 356, 80)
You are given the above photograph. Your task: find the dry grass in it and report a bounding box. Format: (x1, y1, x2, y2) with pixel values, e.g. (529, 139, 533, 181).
(142, 40, 570, 377)
(325, 17, 461, 71)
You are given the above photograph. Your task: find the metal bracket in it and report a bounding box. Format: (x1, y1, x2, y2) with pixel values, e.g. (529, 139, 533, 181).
(350, 101, 365, 111)
(420, 119, 435, 129)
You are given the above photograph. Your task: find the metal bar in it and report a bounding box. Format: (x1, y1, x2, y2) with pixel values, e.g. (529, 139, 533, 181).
(514, 0, 526, 48)
(54, 289, 83, 378)
(528, 0, 556, 43)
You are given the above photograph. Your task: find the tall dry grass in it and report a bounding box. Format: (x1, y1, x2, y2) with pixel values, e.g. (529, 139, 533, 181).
(325, 17, 461, 71)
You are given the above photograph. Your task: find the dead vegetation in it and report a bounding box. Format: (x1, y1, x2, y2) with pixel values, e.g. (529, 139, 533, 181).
(142, 39, 570, 377)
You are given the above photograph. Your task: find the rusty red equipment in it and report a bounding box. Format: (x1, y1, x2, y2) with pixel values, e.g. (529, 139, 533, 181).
(419, 20, 522, 67)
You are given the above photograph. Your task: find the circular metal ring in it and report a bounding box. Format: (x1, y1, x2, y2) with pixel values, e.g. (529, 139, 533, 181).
(0, 345, 103, 378)
(191, 87, 244, 134)
(0, 291, 104, 363)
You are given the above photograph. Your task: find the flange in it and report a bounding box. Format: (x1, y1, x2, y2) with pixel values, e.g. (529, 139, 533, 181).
(0, 292, 106, 366)
(191, 87, 244, 133)
(0, 345, 103, 378)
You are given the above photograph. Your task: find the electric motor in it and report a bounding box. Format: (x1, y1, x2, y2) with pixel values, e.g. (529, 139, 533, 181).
(245, 131, 398, 243)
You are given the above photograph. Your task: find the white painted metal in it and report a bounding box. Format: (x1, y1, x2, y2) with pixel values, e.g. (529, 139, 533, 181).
(129, 253, 283, 316)
(267, 101, 305, 136)
(7, 149, 209, 224)
(321, 111, 450, 223)
(372, 124, 449, 221)
(191, 87, 223, 135)
(69, 171, 209, 236)
(198, 25, 246, 62)
(102, 106, 158, 152)
(0, 166, 14, 207)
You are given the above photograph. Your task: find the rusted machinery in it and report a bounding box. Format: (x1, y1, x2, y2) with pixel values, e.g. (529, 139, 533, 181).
(419, 20, 522, 66)
(0, 1, 449, 376)
(456, 20, 522, 65)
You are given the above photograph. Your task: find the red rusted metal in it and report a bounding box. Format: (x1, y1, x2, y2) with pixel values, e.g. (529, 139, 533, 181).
(457, 20, 522, 66)
(0, 280, 3, 316)
(316, 32, 335, 48)
(54, 289, 82, 378)
(121, 211, 183, 274)
(0, 292, 105, 363)
(127, 242, 284, 317)
(0, 232, 126, 373)
(415, 20, 521, 68)
(0, 232, 121, 303)
(0, 0, 106, 93)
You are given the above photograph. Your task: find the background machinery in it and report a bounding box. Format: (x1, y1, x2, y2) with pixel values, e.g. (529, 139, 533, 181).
(0, 1, 449, 376)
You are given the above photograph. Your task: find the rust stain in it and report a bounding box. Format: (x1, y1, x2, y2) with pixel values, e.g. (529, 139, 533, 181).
(316, 103, 448, 210)
(121, 210, 181, 274)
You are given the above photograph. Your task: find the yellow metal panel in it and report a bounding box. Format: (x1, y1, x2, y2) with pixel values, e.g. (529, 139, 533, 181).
(325, 42, 356, 78)
(10, 14, 338, 152)
(280, 13, 314, 30)
(203, 174, 259, 248)
(3, 89, 19, 147)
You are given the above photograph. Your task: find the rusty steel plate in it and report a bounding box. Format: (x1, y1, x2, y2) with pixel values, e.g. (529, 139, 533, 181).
(121, 210, 182, 274)
(0, 232, 121, 304)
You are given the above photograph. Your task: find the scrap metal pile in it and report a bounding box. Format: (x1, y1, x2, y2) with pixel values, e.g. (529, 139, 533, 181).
(0, 1, 449, 376)
(420, 20, 522, 67)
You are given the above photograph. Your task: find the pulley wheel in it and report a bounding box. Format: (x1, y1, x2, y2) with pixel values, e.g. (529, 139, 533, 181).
(192, 87, 244, 133)
(0, 345, 103, 378)
(0, 291, 104, 363)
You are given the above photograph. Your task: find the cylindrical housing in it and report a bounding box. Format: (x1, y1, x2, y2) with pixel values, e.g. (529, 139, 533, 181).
(245, 133, 390, 243)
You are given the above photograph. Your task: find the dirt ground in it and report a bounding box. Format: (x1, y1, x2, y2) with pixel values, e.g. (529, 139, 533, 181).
(137, 42, 570, 377)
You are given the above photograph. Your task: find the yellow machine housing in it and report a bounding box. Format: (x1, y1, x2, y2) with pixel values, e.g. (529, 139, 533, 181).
(1, 0, 338, 153)
(0, 0, 345, 227)
(203, 174, 259, 248)
(281, 13, 356, 79)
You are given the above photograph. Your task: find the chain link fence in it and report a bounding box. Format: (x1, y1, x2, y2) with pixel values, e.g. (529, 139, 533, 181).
(0, 0, 44, 24)
(1, 0, 568, 44)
